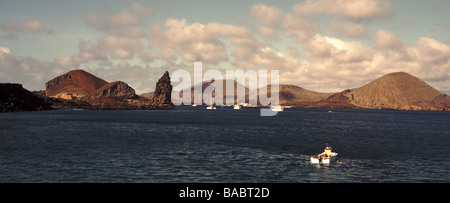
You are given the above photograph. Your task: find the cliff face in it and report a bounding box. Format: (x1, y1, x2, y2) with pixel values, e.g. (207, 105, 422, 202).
(88, 81, 138, 100)
(80, 81, 143, 108)
(151, 71, 174, 108)
(0, 83, 52, 112)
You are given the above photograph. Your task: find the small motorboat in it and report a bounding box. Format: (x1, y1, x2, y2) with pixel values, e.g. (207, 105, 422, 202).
(310, 146, 338, 164)
(271, 105, 284, 112)
(206, 106, 216, 110)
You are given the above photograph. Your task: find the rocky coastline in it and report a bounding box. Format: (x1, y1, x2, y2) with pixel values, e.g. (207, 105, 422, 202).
(1, 70, 175, 112)
(1, 71, 449, 112)
(0, 83, 52, 112)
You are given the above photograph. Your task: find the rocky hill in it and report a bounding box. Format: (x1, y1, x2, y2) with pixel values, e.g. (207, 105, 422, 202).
(291, 72, 449, 110)
(169, 79, 250, 105)
(45, 69, 108, 97)
(429, 94, 450, 110)
(4, 70, 447, 112)
(300, 89, 362, 109)
(165, 71, 449, 111)
(45, 69, 174, 110)
(166, 80, 332, 106)
(260, 84, 333, 106)
(0, 83, 52, 112)
(150, 71, 175, 108)
(345, 72, 445, 110)
(87, 81, 139, 100)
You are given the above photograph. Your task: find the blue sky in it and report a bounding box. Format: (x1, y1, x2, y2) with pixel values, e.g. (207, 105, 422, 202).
(1, 0, 450, 94)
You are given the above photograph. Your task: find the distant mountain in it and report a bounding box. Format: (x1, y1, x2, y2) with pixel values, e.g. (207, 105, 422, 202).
(140, 92, 154, 100)
(259, 84, 333, 106)
(300, 89, 362, 109)
(170, 79, 250, 105)
(163, 71, 449, 111)
(44, 70, 447, 111)
(293, 72, 449, 110)
(346, 72, 446, 110)
(164, 80, 331, 106)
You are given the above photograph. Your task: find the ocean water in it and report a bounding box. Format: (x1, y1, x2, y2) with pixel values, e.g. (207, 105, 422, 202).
(0, 107, 449, 182)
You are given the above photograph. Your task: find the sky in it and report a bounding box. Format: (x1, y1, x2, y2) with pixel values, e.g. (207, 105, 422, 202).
(1, 0, 450, 94)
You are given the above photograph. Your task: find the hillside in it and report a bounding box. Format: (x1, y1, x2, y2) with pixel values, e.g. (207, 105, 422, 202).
(87, 81, 139, 100)
(166, 80, 332, 106)
(171, 79, 250, 105)
(0, 83, 52, 112)
(346, 72, 443, 110)
(44, 69, 173, 110)
(43, 70, 449, 111)
(261, 84, 333, 106)
(45, 69, 108, 97)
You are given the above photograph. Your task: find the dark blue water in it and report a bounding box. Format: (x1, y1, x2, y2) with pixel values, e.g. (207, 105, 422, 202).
(0, 107, 449, 182)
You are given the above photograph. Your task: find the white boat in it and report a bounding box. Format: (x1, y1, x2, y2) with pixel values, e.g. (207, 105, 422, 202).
(192, 104, 197, 107)
(310, 146, 338, 164)
(206, 106, 216, 110)
(271, 105, 284, 112)
(233, 104, 241, 109)
(310, 152, 338, 164)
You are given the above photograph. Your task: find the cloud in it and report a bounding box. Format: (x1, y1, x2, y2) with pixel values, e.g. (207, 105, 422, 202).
(249, 3, 319, 42)
(250, 4, 284, 27)
(329, 21, 368, 38)
(144, 18, 249, 64)
(292, 0, 394, 20)
(375, 30, 405, 50)
(58, 3, 152, 67)
(84, 2, 152, 38)
(55, 40, 107, 67)
(0, 46, 70, 90)
(98, 35, 144, 59)
(145, 17, 301, 70)
(1, 18, 56, 40)
(249, 1, 391, 42)
(129, 2, 154, 16)
(2, 18, 43, 33)
(282, 13, 321, 42)
(245, 2, 447, 93)
(412, 37, 450, 65)
(0, 46, 12, 56)
(305, 34, 374, 63)
(280, 31, 450, 93)
(374, 30, 410, 61)
(5, 1, 448, 95)
(85, 12, 101, 27)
